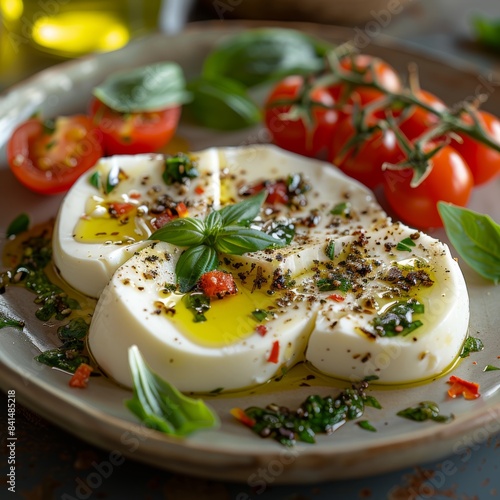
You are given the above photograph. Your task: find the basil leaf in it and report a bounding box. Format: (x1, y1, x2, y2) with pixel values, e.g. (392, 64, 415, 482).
(126, 346, 219, 436)
(215, 226, 283, 255)
(185, 76, 261, 130)
(150, 217, 206, 247)
(7, 213, 29, 237)
(202, 28, 330, 87)
(205, 211, 223, 233)
(472, 16, 500, 51)
(438, 202, 500, 284)
(218, 191, 267, 226)
(176, 245, 218, 292)
(93, 62, 191, 113)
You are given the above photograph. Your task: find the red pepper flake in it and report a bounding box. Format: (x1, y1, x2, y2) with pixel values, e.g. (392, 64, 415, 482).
(255, 324, 268, 336)
(328, 294, 344, 302)
(198, 270, 237, 299)
(447, 375, 480, 400)
(267, 340, 280, 364)
(129, 191, 141, 199)
(194, 185, 205, 195)
(69, 363, 93, 389)
(230, 407, 256, 428)
(108, 202, 135, 216)
(176, 202, 189, 218)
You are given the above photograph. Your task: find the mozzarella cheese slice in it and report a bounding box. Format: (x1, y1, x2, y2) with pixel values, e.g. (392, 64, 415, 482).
(76, 145, 469, 391)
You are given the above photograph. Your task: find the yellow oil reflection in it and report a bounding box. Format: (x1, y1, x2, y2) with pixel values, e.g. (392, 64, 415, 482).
(32, 12, 129, 55)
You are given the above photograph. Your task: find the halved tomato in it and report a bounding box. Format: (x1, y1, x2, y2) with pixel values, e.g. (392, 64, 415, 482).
(89, 97, 181, 156)
(7, 115, 103, 195)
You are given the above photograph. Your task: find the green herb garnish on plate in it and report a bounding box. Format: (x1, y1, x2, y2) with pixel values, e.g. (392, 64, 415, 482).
(126, 346, 219, 436)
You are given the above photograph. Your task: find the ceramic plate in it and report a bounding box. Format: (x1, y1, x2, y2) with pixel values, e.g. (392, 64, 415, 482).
(1, 21, 499, 483)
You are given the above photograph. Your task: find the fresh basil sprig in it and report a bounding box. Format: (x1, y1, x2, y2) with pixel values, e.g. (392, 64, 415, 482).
(93, 62, 191, 113)
(202, 28, 331, 87)
(150, 191, 285, 291)
(126, 346, 219, 436)
(438, 202, 500, 284)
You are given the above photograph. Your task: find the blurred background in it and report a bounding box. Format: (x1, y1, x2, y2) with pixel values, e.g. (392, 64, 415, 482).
(1, 0, 499, 92)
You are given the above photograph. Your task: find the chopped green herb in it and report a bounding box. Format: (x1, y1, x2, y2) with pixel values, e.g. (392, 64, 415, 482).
(316, 273, 352, 293)
(126, 346, 219, 436)
(89, 171, 101, 189)
(0, 312, 24, 330)
(396, 237, 417, 252)
(209, 387, 224, 394)
(57, 317, 89, 341)
(484, 364, 500, 372)
(106, 165, 122, 194)
(325, 240, 335, 260)
(357, 420, 377, 432)
(35, 340, 90, 373)
(7, 213, 30, 237)
(163, 153, 199, 185)
(184, 291, 210, 322)
(397, 401, 453, 423)
(460, 336, 484, 358)
(330, 202, 351, 217)
(4, 231, 80, 321)
(233, 380, 380, 446)
(252, 309, 268, 322)
(372, 299, 424, 337)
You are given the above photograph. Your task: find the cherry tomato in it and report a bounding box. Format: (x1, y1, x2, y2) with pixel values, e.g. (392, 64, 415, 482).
(241, 179, 290, 205)
(328, 54, 402, 108)
(7, 115, 103, 195)
(89, 97, 181, 156)
(382, 143, 473, 229)
(398, 90, 447, 140)
(264, 75, 340, 158)
(328, 112, 403, 189)
(450, 110, 500, 185)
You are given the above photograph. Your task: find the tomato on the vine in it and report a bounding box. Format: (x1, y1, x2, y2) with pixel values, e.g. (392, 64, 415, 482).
(264, 75, 340, 158)
(450, 110, 500, 185)
(89, 97, 181, 156)
(328, 54, 402, 108)
(382, 143, 473, 229)
(397, 90, 447, 141)
(7, 115, 103, 195)
(328, 112, 403, 189)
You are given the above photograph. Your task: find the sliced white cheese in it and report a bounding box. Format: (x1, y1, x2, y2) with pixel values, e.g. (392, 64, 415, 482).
(306, 222, 470, 384)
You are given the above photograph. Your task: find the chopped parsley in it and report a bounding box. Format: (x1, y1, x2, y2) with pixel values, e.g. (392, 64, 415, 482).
(163, 153, 199, 185)
(459, 336, 484, 358)
(372, 299, 424, 337)
(397, 401, 453, 423)
(232, 380, 381, 446)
